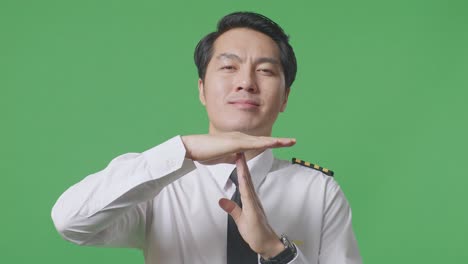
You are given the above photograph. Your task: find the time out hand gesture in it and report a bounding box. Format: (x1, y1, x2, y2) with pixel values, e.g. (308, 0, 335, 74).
(181, 132, 295, 164)
(218, 153, 285, 259)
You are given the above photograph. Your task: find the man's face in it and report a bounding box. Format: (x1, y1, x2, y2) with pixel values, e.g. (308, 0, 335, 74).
(198, 28, 290, 136)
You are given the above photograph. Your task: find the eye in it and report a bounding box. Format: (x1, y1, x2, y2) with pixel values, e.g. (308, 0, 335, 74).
(257, 68, 275, 75)
(220, 65, 236, 71)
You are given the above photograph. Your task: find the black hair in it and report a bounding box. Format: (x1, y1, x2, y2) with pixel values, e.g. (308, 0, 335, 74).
(194, 11, 297, 88)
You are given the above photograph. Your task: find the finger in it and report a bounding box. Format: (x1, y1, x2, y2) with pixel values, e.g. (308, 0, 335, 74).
(235, 153, 268, 217)
(218, 198, 242, 222)
(248, 137, 296, 150)
(235, 153, 256, 205)
(236, 152, 254, 190)
(266, 137, 296, 148)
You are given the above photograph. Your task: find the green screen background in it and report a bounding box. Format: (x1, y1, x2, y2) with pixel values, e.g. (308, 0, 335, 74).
(2, 0, 467, 263)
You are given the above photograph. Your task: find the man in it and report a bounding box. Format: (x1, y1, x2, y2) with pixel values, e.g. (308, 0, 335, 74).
(52, 12, 362, 264)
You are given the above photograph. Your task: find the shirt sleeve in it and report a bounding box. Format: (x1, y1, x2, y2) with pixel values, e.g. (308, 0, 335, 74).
(51, 135, 196, 249)
(317, 178, 362, 264)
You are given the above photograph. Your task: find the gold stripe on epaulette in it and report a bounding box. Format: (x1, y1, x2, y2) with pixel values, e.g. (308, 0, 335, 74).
(292, 157, 334, 177)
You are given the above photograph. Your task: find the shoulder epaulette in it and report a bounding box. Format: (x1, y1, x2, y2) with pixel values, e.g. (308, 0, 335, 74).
(292, 158, 334, 177)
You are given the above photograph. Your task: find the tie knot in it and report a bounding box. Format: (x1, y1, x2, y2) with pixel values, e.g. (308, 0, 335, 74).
(229, 169, 239, 187)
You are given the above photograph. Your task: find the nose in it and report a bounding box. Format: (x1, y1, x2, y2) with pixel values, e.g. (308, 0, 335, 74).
(235, 68, 258, 93)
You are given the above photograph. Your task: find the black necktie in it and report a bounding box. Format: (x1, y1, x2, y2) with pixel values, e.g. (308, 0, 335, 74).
(227, 169, 258, 264)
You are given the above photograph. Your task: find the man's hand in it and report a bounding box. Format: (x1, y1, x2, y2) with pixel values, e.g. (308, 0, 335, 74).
(181, 132, 295, 164)
(218, 153, 285, 259)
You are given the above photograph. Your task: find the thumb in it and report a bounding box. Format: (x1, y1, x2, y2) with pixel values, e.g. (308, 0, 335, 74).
(218, 198, 242, 222)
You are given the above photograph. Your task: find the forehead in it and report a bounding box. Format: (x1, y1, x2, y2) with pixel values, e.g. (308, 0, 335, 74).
(212, 28, 280, 60)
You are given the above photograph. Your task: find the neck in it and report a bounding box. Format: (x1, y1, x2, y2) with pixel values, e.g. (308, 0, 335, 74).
(244, 148, 265, 161)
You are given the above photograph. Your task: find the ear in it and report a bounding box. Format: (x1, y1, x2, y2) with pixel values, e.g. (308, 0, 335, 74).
(280, 87, 291, 112)
(198, 78, 206, 106)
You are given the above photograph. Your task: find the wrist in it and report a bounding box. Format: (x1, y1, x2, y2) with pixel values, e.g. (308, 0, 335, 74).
(259, 237, 285, 260)
(260, 234, 297, 264)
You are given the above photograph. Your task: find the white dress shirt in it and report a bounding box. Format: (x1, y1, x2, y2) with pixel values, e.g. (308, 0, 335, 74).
(51, 136, 362, 264)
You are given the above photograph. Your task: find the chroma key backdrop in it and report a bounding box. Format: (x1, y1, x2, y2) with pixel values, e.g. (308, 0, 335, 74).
(1, 0, 467, 263)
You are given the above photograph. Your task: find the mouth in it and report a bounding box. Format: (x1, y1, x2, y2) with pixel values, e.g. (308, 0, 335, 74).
(228, 99, 260, 109)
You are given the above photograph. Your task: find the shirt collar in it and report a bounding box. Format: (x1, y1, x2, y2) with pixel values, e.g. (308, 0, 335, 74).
(196, 149, 274, 191)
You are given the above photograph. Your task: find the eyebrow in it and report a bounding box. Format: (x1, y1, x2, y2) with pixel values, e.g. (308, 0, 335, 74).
(216, 53, 280, 65)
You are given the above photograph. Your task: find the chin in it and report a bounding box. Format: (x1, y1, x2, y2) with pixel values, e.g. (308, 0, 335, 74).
(213, 121, 271, 136)
(208, 110, 275, 135)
